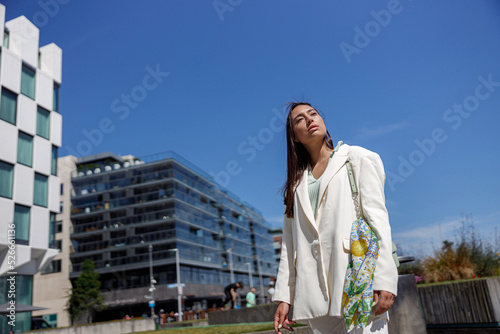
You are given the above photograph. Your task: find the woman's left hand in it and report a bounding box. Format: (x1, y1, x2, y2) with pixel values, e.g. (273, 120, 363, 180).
(372, 290, 395, 315)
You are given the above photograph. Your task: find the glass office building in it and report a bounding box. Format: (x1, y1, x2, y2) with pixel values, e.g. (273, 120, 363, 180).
(69, 151, 276, 319)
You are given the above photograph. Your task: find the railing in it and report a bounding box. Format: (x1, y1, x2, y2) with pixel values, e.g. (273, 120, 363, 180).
(71, 188, 218, 217)
(71, 246, 223, 272)
(72, 207, 219, 235)
(221, 214, 250, 230)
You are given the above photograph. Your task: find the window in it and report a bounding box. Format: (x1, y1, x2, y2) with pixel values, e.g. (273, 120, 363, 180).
(14, 204, 30, 245)
(3, 30, 9, 48)
(56, 220, 62, 233)
(53, 83, 60, 112)
(42, 259, 61, 274)
(56, 240, 62, 251)
(33, 173, 48, 207)
(17, 131, 33, 167)
(36, 106, 50, 139)
(51, 146, 58, 175)
(21, 65, 36, 99)
(0, 88, 17, 125)
(0, 161, 14, 198)
(60, 183, 63, 195)
(49, 212, 56, 248)
(59, 201, 63, 213)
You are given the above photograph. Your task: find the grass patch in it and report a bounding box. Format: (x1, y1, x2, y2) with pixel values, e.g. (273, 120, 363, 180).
(137, 321, 306, 334)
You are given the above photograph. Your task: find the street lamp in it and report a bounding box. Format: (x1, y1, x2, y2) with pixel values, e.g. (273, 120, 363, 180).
(148, 244, 156, 317)
(245, 262, 253, 288)
(227, 248, 234, 283)
(171, 248, 183, 322)
(256, 256, 265, 304)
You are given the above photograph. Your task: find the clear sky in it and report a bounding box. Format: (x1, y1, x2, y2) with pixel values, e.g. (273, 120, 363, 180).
(4, 0, 500, 257)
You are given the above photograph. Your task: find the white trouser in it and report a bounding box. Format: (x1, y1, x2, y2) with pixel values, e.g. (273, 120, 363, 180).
(307, 313, 389, 334)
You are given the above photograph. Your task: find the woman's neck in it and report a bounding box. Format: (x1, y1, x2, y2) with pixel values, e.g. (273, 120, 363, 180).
(305, 141, 333, 167)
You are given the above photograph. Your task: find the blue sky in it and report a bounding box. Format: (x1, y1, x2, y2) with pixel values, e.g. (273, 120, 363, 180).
(4, 0, 500, 257)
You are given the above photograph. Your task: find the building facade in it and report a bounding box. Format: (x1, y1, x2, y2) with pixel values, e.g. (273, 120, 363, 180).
(270, 227, 283, 264)
(32, 156, 76, 327)
(0, 5, 63, 333)
(68, 151, 276, 320)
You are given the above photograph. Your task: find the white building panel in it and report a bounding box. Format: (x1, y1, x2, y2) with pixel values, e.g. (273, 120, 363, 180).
(33, 136, 51, 175)
(11, 244, 32, 275)
(39, 43, 62, 83)
(0, 120, 17, 164)
(0, 48, 22, 94)
(13, 164, 34, 207)
(36, 70, 53, 110)
(30, 205, 49, 249)
(0, 244, 31, 275)
(48, 175, 60, 213)
(50, 111, 62, 147)
(17, 94, 37, 136)
(0, 5, 5, 45)
(5, 16, 39, 69)
(0, 198, 14, 247)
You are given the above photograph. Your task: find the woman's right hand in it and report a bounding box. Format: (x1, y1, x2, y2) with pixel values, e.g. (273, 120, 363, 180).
(274, 302, 296, 333)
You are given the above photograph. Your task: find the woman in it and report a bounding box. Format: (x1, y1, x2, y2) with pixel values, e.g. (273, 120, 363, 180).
(273, 102, 398, 333)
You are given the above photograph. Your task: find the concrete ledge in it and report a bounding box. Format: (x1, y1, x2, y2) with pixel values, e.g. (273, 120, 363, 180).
(26, 318, 155, 334)
(159, 320, 209, 329)
(209, 304, 278, 325)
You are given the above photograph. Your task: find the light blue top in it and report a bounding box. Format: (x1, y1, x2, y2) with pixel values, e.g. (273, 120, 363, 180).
(308, 141, 343, 218)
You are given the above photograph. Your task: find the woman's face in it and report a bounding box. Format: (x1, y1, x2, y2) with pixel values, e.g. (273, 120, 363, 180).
(290, 104, 327, 146)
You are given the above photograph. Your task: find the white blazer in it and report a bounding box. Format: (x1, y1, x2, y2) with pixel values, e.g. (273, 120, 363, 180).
(273, 144, 398, 321)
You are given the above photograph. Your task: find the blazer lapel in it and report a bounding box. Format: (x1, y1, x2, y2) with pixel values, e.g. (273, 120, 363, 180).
(296, 144, 350, 230)
(296, 170, 317, 229)
(318, 144, 349, 206)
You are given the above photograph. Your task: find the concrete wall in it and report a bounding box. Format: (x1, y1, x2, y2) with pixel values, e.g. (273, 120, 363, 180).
(26, 318, 154, 334)
(209, 303, 278, 325)
(388, 274, 427, 334)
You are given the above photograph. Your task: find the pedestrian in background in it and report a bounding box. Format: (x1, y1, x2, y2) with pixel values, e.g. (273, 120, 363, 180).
(246, 287, 257, 307)
(223, 281, 244, 309)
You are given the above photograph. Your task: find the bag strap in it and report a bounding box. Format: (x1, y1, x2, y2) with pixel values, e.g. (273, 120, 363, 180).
(345, 159, 400, 267)
(345, 160, 362, 220)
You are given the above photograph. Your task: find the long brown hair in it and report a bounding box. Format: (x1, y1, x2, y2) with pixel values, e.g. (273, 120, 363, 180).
(281, 102, 334, 218)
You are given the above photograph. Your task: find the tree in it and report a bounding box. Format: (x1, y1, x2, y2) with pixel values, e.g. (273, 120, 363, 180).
(66, 259, 106, 324)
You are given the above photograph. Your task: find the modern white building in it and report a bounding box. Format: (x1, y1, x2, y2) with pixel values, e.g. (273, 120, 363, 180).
(0, 4, 62, 333)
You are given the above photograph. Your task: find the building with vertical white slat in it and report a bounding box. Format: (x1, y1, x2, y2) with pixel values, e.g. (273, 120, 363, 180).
(0, 4, 62, 332)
